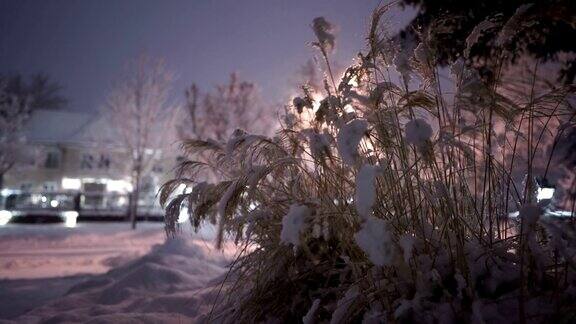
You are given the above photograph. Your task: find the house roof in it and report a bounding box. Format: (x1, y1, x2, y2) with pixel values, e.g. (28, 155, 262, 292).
(23, 109, 97, 144)
(23, 109, 179, 151)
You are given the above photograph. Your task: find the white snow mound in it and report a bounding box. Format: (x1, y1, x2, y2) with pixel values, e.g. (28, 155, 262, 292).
(12, 238, 234, 323)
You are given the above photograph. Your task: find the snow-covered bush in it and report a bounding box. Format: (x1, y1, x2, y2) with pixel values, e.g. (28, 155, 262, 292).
(162, 5, 576, 323)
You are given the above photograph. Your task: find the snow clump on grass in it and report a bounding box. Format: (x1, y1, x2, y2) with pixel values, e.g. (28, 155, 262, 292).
(404, 118, 432, 146)
(280, 204, 311, 247)
(354, 164, 381, 220)
(336, 119, 368, 165)
(354, 215, 395, 267)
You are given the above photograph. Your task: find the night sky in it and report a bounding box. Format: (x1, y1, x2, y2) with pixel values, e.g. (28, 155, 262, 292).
(0, 0, 414, 112)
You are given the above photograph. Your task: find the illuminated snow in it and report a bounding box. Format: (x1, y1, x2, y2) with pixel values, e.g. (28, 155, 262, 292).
(280, 204, 311, 246)
(354, 215, 395, 267)
(337, 119, 368, 166)
(354, 164, 381, 220)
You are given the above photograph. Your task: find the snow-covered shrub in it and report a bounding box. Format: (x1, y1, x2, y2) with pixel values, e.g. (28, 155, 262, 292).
(162, 6, 576, 323)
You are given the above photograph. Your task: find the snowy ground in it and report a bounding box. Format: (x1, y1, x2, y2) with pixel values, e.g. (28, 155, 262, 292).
(0, 221, 236, 322)
(0, 222, 167, 280)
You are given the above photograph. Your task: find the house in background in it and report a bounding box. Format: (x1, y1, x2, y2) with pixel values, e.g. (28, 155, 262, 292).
(3, 109, 178, 212)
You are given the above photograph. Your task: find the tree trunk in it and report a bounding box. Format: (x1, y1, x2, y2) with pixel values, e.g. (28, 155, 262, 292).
(128, 191, 136, 229)
(0, 173, 3, 210)
(131, 189, 140, 230)
(130, 164, 142, 230)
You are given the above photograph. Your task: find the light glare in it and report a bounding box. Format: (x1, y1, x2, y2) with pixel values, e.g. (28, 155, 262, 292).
(0, 210, 12, 226)
(106, 180, 133, 193)
(537, 187, 555, 202)
(177, 206, 188, 223)
(62, 211, 79, 228)
(62, 177, 82, 190)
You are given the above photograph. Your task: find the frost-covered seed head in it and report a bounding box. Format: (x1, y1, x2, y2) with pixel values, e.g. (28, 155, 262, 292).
(293, 96, 308, 114)
(312, 17, 336, 53)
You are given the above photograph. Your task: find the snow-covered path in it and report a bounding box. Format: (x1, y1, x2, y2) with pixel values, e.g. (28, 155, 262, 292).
(0, 222, 166, 279)
(0, 222, 235, 322)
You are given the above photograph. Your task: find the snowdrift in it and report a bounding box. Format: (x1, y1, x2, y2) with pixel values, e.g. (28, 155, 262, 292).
(11, 238, 233, 323)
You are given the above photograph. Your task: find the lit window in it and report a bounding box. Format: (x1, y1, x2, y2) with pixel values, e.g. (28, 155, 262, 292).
(62, 178, 82, 190)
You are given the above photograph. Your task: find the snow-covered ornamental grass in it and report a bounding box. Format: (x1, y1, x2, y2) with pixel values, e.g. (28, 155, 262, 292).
(162, 5, 576, 323)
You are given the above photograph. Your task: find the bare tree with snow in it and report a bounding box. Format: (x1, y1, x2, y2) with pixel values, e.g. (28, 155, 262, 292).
(0, 74, 67, 189)
(0, 82, 29, 190)
(1, 73, 68, 111)
(180, 73, 273, 143)
(105, 55, 178, 229)
(177, 73, 275, 184)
